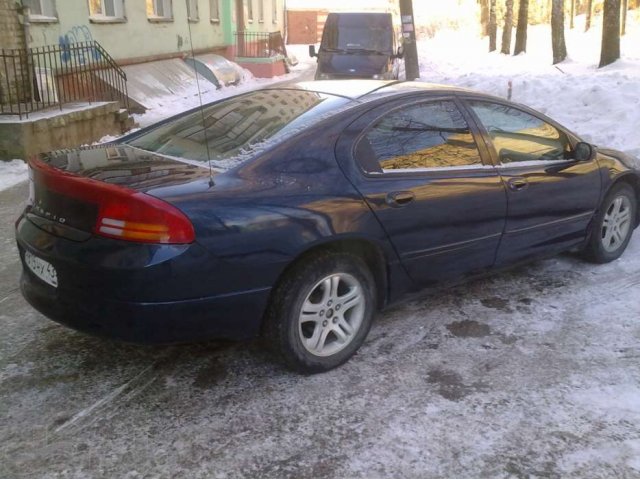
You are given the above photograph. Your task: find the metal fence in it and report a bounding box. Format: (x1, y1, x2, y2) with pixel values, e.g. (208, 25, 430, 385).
(0, 41, 128, 119)
(234, 31, 287, 58)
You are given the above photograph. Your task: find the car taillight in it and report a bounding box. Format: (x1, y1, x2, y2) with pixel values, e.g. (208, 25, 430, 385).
(29, 159, 195, 244)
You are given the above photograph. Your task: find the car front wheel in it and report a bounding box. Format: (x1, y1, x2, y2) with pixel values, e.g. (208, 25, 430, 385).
(584, 183, 637, 263)
(264, 252, 376, 373)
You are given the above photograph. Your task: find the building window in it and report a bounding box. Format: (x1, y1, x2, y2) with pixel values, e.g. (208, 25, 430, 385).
(258, 0, 264, 22)
(247, 0, 253, 22)
(88, 0, 125, 20)
(209, 0, 220, 21)
(24, 0, 57, 21)
(272, 0, 277, 23)
(186, 0, 199, 21)
(147, 0, 173, 20)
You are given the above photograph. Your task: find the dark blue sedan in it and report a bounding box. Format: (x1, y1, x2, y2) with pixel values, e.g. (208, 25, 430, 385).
(16, 81, 640, 372)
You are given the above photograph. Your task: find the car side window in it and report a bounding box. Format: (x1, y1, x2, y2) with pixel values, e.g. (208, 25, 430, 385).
(467, 100, 571, 164)
(358, 100, 483, 173)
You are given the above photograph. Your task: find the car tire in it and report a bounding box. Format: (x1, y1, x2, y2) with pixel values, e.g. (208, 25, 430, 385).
(583, 183, 637, 263)
(264, 252, 376, 373)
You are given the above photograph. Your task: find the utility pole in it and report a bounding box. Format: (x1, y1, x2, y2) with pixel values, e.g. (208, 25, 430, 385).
(399, 0, 420, 80)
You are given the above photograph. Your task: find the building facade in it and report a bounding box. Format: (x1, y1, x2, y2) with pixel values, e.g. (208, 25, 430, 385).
(22, 0, 284, 64)
(0, 0, 29, 105)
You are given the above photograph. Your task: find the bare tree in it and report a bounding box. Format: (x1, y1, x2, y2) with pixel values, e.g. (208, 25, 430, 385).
(514, 0, 529, 54)
(479, 0, 490, 36)
(570, 0, 576, 28)
(585, 0, 593, 31)
(501, 0, 514, 54)
(489, 0, 497, 51)
(621, 0, 628, 35)
(600, 0, 621, 67)
(551, 0, 567, 64)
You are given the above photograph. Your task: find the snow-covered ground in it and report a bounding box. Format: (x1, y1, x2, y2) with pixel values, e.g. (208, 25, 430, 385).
(0, 160, 28, 192)
(1, 13, 640, 477)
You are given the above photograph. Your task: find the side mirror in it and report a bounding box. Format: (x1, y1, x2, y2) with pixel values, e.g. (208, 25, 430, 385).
(309, 45, 317, 58)
(396, 45, 404, 59)
(574, 141, 594, 161)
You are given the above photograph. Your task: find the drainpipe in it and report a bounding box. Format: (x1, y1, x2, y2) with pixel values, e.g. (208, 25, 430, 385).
(283, 0, 287, 43)
(18, 1, 31, 50)
(17, 1, 36, 104)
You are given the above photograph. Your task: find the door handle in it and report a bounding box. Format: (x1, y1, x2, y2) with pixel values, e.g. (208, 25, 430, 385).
(386, 191, 415, 207)
(507, 177, 528, 191)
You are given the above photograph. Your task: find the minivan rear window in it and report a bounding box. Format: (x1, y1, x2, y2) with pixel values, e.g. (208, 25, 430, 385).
(126, 89, 351, 168)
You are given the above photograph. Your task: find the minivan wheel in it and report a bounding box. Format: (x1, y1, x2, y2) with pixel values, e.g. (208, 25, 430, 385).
(583, 183, 637, 263)
(264, 252, 376, 373)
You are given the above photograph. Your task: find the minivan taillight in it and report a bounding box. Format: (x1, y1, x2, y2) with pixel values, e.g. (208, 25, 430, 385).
(29, 159, 195, 244)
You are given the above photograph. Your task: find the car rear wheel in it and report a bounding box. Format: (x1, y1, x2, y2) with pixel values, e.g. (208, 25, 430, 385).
(583, 183, 637, 263)
(264, 252, 376, 373)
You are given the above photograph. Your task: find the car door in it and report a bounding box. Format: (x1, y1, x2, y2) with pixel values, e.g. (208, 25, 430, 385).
(462, 98, 602, 266)
(336, 96, 507, 287)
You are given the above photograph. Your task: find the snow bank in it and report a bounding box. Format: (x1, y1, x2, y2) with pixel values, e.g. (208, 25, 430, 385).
(0, 160, 28, 192)
(417, 16, 640, 156)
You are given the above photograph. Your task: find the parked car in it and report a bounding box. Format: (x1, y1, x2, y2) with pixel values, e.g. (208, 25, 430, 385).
(16, 81, 639, 373)
(309, 12, 404, 80)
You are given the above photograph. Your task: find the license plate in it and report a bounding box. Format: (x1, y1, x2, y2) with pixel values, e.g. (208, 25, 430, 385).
(24, 250, 58, 288)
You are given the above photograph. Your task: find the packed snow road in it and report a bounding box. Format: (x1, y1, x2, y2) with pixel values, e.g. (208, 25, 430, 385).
(2, 175, 640, 477)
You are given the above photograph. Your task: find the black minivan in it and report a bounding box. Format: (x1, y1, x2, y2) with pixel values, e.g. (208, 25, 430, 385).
(309, 12, 404, 80)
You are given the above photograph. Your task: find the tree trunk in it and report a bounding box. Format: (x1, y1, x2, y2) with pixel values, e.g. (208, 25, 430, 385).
(501, 0, 514, 54)
(599, 0, 621, 67)
(514, 0, 529, 54)
(551, 0, 567, 64)
(621, 0, 628, 35)
(585, 0, 593, 31)
(480, 0, 490, 36)
(570, 0, 575, 28)
(489, 0, 497, 51)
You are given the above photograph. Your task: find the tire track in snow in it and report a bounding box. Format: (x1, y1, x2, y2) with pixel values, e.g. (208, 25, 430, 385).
(50, 352, 177, 438)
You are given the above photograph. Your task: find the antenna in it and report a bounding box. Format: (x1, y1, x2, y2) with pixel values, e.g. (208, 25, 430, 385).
(185, 0, 215, 187)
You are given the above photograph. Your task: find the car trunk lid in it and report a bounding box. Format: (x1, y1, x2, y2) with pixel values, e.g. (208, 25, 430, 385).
(27, 145, 210, 243)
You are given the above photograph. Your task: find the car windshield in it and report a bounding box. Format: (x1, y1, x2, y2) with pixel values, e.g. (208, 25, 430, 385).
(126, 89, 353, 168)
(322, 14, 393, 53)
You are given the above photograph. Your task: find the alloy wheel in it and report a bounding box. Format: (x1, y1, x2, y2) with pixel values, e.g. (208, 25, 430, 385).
(601, 194, 632, 253)
(298, 273, 365, 357)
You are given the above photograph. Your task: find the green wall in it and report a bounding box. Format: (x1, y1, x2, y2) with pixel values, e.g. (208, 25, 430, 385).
(27, 0, 283, 62)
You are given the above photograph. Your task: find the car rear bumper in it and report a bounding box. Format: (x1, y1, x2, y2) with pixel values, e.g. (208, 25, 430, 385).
(20, 272, 270, 344)
(16, 214, 272, 344)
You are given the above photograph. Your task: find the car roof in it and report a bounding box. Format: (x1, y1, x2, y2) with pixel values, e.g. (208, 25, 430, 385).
(278, 80, 495, 102)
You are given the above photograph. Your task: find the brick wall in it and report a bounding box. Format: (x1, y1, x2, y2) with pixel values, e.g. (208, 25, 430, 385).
(0, 0, 28, 105)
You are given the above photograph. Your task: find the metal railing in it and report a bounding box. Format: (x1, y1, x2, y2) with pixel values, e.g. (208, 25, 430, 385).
(0, 41, 128, 119)
(234, 31, 287, 58)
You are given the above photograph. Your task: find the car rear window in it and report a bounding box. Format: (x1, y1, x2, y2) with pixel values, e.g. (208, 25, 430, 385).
(126, 89, 352, 168)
